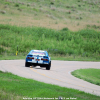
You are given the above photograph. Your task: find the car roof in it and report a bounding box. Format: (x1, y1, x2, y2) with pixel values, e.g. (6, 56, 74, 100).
(31, 50, 46, 52)
(28, 50, 48, 56)
(34, 50, 45, 51)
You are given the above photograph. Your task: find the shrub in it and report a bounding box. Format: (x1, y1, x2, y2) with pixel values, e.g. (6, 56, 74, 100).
(17, 8, 22, 11)
(4, 2, 10, 5)
(0, 10, 6, 14)
(66, 6, 70, 8)
(61, 27, 69, 31)
(27, 3, 30, 7)
(66, 10, 71, 14)
(78, 5, 81, 7)
(4, 5, 8, 8)
(68, 10, 71, 14)
(50, 2, 54, 5)
(0, 47, 5, 54)
(15, 3, 19, 7)
(76, 17, 82, 20)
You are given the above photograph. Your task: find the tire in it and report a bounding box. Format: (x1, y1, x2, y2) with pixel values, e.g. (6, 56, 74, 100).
(46, 61, 51, 70)
(25, 62, 30, 67)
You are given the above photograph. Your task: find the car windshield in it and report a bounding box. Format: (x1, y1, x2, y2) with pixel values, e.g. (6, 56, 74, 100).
(31, 51, 46, 56)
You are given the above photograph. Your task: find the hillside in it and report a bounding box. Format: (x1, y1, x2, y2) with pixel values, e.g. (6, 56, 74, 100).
(0, 0, 100, 31)
(0, 24, 100, 61)
(0, 0, 100, 61)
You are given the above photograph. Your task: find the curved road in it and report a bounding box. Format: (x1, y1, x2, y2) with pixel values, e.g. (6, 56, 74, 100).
(0, 60, 100, 96)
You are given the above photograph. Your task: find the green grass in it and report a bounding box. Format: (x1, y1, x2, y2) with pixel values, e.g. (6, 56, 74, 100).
(0, 24, 100, 61)
(0, 71, 100, 100)
(71, 68, 100, 86)
(0, 54, 99, 62)
(0, 0, 100, 99)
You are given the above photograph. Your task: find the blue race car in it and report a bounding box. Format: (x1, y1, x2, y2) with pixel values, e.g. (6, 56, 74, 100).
(25, 50, 51, 70)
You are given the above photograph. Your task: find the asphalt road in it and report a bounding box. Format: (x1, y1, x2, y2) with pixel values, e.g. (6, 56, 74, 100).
(0, 60, 100, 96)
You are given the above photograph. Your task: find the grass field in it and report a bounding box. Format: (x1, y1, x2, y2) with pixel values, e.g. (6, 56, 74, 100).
(0, 71, 100, 100)
(71, 68, 100, 86)
(0, 24, 100, 61)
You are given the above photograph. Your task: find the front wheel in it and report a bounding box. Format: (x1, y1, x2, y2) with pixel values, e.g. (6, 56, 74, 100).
(46, 61, 51, 70)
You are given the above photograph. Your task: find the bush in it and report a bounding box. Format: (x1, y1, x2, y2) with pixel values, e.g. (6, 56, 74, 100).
(0, 24, 100, 59)
(0, 47, 5, 54)
(0, 10, 6, 14)
(4, 2, 10, 5)
(15, 3, 19, 7)
(61, 27, 69, 31)
(27, 3, 30, 7)
(50, 2, 54, 5)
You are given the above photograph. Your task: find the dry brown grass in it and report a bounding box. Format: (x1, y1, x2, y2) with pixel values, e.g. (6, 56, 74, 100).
(0, 14, 85, 31)
(0, 90, 22, 100)
(0, 13, 99, 31)
(0, 0, 100, 31)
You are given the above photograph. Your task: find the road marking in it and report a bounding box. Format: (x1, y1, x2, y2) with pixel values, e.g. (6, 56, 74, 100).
(30, 68, 63, 82)
(31, 68, 46, 76)
(30, 68, 100, 93)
